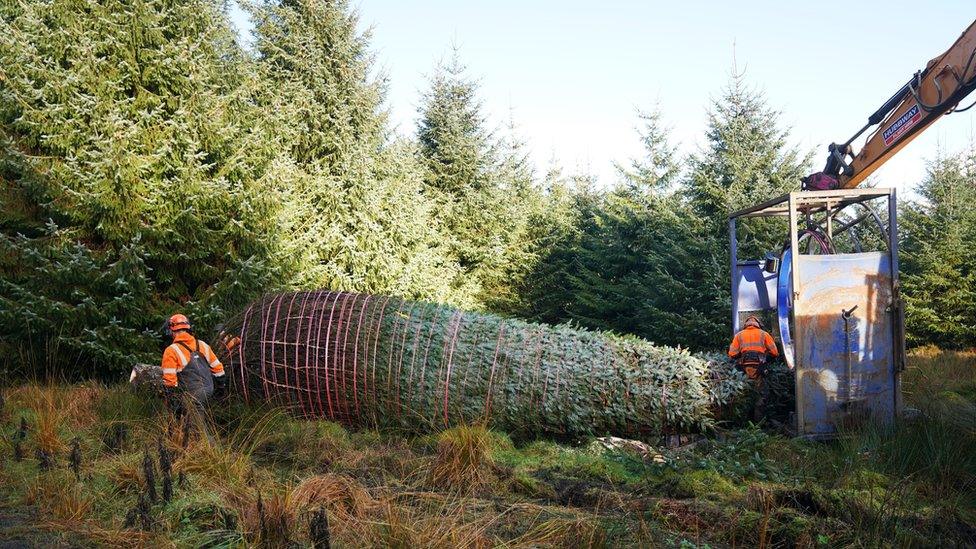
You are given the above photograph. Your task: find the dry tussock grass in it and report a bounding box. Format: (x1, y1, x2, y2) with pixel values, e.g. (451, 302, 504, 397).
(175, 435, 253, 489)
(365, 496, 613, 549)
(76, 524, 156, 548)
(31, 388, 67, 456)
(904, 348, 976, 432)
(291, 473, 373, 521)
(371, 496, 495, 549)
(3, 384, 35, 408)
(62, 384, 102, 430)
(905, 347, 976, 396)
(338, 441, 428, 489)
(99, 452, 144, 494)
(24, 471, 92, 523)
(242, 490, 295, 549)
(511, 515, 607, 548)
(1, 383, 658, 547)
(429, 425, 496, 493)
(6, 383, 103, 455)
(282, 487, 529, 548)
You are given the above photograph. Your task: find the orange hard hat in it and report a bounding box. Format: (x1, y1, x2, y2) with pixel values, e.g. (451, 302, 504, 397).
(168, 314, 191, 332)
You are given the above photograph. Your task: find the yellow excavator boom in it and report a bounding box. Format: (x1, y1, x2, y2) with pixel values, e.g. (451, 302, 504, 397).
(814, 19, 976, 189)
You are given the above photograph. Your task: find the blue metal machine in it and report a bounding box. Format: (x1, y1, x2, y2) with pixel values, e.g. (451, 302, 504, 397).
(728, 189, 905, 438)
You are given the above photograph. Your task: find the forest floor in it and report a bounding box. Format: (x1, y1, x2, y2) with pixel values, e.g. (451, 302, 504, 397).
(0, 348, 973, 548)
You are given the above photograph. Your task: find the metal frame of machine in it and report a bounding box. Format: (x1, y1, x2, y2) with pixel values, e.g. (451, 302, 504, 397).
(729, 189, 905, 438)
(721, 19, 976, 438)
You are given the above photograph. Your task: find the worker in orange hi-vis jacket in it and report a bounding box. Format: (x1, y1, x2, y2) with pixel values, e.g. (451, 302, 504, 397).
(161, 314, 227, 415)
(728, 315, 780, 421)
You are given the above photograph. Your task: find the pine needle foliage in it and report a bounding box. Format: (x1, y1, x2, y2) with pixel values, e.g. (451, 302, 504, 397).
(1, 0, 282, 375)
(512, 75, 810, 350)
(900, 151, 976, 348)
(416, 51, 542, 308)
(249, 0, 465, 304)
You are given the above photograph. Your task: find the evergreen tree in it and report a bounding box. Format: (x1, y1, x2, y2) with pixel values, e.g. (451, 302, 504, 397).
(685, 73, 809, 269)
(0, 0, 280, 375)
(417, 53, 493, 197)
(416, 53, 537, 307)
(900, 151, 976, 348)
(516, 78, 808, 350)
(478, 117, 546, 311)
(514, 111, 726, 348)
(678, 74, 809, 342)
(250, 0, 462, 303)
(615, 108, 681, 193)
(251, 0, 382, 176)
(686, 73, 807, 220)
(509, 163, 595, 323)
(555, 193, 725, 348)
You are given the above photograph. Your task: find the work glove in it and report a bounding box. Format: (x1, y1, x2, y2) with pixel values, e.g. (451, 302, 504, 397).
(213, 375, 228, 399)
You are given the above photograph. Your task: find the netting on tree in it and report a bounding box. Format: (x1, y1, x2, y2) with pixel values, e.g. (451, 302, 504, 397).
(222, 291, 747, 438)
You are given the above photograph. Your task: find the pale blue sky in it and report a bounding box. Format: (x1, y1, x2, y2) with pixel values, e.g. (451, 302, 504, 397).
(231, 2, 976, 195)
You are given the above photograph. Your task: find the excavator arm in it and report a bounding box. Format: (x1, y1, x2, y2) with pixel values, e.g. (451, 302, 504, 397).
(812, 19, 976, 189)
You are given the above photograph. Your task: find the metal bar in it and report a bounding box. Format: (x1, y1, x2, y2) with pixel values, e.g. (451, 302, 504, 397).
(737, 210, 795, 219)
(826, 202, 833, 240)
(729, 193, 791, 220)
(888, 189, 901, 298)
(794, 188, 893, 199)
(888, 189, 905, 414)
(816, 208, 874, 241)
(788, 192, 803, 433)
(733, 189, 893, 220)
(729, 218, 740, 332)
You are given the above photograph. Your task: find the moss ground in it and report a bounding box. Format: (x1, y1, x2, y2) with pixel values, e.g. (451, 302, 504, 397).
(0, 349, 973, 547)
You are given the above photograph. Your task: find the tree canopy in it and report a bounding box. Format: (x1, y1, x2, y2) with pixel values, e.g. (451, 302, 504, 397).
(0, 0, 967, 378)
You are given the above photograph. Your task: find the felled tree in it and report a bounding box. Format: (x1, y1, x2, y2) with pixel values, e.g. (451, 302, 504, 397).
(223, 291, 748, 438)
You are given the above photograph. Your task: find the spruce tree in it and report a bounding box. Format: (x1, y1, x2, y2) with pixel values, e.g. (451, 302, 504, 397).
(250, 0, 462, 303)
(504, 162, 591, 323)
(478, 117, 545, 312)
(615, 108, 681, 194)
(417, 53, 493, 197)
(679, 73, 809, 341)
(516, 110, 727, 348)
(0, 0, 279, 375)
(416, 53, 536, 308)
(685, 73, 807, 222)
(515, 78, 809, 350)
(900, 151, 976, 348)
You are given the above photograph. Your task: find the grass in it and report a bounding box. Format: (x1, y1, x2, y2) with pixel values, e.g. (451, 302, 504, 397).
(23, 470, 92, 522)
(429, 425, 497, 492)
(0, 348, 974, 547)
